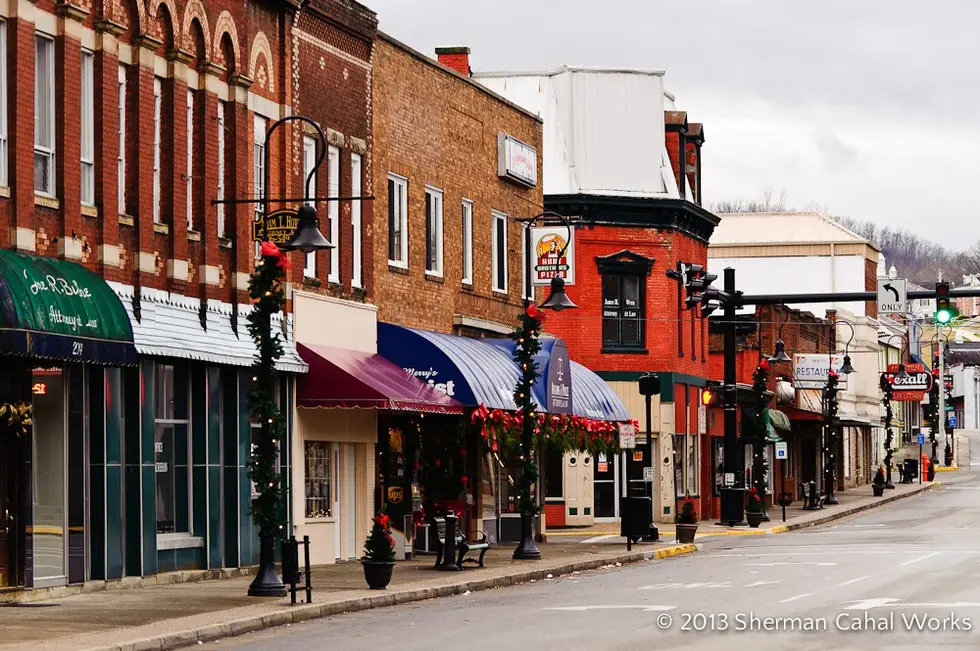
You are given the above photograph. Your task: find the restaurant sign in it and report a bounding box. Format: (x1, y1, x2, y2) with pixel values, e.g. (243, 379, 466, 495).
(530, 226, 575, 286)
(793, 354, 848, 389)
(252, 208, 299, 245)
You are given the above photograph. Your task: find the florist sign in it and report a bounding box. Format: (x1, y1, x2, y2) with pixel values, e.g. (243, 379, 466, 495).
(530, 226, 575, 286)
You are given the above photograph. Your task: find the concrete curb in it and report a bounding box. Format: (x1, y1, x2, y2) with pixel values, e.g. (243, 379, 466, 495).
(90, 544, 697, 651)
(765, 481, 940, 534)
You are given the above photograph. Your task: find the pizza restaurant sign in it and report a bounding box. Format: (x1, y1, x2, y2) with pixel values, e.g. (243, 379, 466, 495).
(530, 226, 575, 286)
(252, 208, 299, 245)
(883, 363, 934, 402)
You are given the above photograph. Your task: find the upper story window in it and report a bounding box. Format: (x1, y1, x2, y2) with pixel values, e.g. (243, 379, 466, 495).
(596, 250, 655, 352)
(118, 64, 127, 215)
(186, 90, 195, 231)
(80, 50, 95, 206)
(152, 77, 162, 223)
(0, 23, 8, 188)
(461, 199, 473, 285)
(425, 187, 443, 276)
(387, 173, 408, 267)
(351, 153, 363, 289)
(253, 115, 267, 219)
(327, 146, 340, 284)
(216, 100, 226, 238)
(34, 33, 55, 196)
(302, 135, 317, 279)
(491, 210, 508, 293)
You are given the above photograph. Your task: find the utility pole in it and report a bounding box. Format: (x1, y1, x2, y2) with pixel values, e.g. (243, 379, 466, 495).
(719, 268, 744, 525)
(937, 335, 945, 467)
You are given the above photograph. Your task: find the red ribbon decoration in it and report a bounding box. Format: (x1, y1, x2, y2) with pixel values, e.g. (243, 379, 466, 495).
(259, 240, 291, 271)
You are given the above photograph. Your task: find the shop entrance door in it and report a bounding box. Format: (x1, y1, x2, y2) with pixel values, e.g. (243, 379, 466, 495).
(563, 453, 594, 525)
(0, 431, 12, 587)
(344, 445, 356, 559)
(31, 369, 67, 588)
(333, 443, 341, 560)
(593, 453, 617, 520)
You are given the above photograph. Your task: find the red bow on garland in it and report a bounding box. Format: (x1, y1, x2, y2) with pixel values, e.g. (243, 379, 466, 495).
(260, 241, 291, 271)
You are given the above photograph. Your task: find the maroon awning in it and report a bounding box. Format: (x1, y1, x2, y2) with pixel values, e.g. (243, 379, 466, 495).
(296, 342, 464, 414)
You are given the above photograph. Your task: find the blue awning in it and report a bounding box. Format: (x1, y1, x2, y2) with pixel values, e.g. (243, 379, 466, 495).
(570, 361, 631, 421)
(377, 323, 526, 410)
(484, 337, 572, 414)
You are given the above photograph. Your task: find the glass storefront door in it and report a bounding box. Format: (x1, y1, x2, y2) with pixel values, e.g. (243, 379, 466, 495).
(32, 369, 67, 587)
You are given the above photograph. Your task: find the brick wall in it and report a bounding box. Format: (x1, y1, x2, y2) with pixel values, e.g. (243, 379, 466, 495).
(371, 34, 542, 332)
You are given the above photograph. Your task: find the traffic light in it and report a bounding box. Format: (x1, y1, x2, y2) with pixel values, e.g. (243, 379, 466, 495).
(935, 281, 955, 324)
(701, 387, 716, 406)
(683, 264, 718, 310)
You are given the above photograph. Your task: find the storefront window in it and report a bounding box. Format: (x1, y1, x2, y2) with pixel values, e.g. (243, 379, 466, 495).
(305, 441, 331, 518)
(155, 363, 190, 535)
(686, 434, 699, 495)
(673, 434, 684, 498)
(712, 438, 724, 496)
(32, 369, 65, 581)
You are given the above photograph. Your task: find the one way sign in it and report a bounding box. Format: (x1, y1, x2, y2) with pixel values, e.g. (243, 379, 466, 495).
(877, 278, 908, 315)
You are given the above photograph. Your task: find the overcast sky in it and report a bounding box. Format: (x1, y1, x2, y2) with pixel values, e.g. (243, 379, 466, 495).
(366, 0, 980, 249)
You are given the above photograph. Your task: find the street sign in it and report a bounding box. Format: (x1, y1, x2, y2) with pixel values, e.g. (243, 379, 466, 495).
(794, 354, 848, 389)
(642, 466, 654, 482)
(618, 422, 637, 449)
(917, 432, 926, 446)
(949, 415, 958, 428)
(775, 441, 788, 460)
(884, 363, 934, 401)
(724, 472, 735, 487)
(877, 278, 908, 314)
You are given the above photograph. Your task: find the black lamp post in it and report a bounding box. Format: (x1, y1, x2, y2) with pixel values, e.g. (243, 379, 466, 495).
(215, 115, 333, 597)
(880, 333, 907, 489)
(512, 210, 577, 560)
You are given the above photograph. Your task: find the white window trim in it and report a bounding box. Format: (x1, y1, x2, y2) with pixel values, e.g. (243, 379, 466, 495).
(492, 210, 508, 294)
(0, 22, 7, 188)
(34, 33, 56, 197)
(521, 223, 534, 301)
(80, 50, 95, 206)
(351, 153, 363, 289)
(302, 136, 317, 279)
(118, 64, 127, 215)
(253, 115, 267, 218)
(461, 199, 473, 286)
(186, 90, 195, 231)
(216, 101, 226, 238)
(152, 77, 162, 223)
(387, 173, 408, 268)
(327, 145, 340, 284)
(424, 186, 444, 277)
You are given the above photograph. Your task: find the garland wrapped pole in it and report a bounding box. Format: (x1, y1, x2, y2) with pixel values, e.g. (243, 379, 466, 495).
(880, 374, 896, 489)
(751, 359, 771, 520)
(822, 369, 840, 505)
(512, 303, 544, 559)
(247, 242, 290, 597)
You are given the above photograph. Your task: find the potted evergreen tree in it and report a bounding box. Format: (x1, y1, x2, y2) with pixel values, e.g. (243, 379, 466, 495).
(746, 487, 765, 528)
(872, 466, 886, 497)
(362, 510, 396, 589)
(675, 495, 699, 543)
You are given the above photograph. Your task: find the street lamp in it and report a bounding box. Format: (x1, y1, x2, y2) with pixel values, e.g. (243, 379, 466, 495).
(767, 307, 792, 363)
(216, 115, 333, 597)
(512, 210, 577, 560)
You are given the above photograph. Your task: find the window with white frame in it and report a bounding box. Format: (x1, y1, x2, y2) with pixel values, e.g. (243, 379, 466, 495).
(304, 440, 331, 518)
(216, 101, 226, 238)
(253, 115, 266, 222)
(0, 23, 9, 187)
(425, 187, 443, 276)
(351, 153, 363, 288)
(327, 145, 340, 283)
(34, 33, 55, 196)
(186, 90, 194, 230)
(387, 173, 407, 267)
(302, 135, 317, 278)
(492, 210, 508, 293)
(152, 77, 162, 223)
(80, 50, 95, 206)
(461, 199, 473, 285)
(118, 64, 127, 215)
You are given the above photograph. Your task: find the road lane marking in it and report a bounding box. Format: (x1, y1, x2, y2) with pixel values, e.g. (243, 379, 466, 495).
(836, 575, 870, 587)
(745, 581, 780, 587)
(845, 598, 900, 611)
(545, 605, 675, 612)
(900, 551, 941, 566)
(845, 599, 980, 610)
(748, 562, 837, 567)
(639, 582, 731, 590)
(780, 593, 812, 603)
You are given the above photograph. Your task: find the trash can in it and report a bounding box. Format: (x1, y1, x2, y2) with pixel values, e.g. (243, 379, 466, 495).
(620, 495, 652, 542)
(720, 487, 745, 524)
(903, 458, 918, 482)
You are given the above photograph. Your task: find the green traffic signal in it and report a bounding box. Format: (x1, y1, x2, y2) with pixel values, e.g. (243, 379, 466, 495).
(936, 307, 953, 324)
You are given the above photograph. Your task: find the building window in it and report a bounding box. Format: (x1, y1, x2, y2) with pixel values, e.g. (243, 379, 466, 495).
(155, 363, 191, 535)
(34, 33, 55, 196)
(152, 77, 162, 223)
(253, 114, 267, 220)
(216, 101, 226, 238)
(425, 187, 443, 276)
(492, 210, 508, 293)
(302, 135, 317, 278)
(304, 440, 331, 518)
(0, 22, 7, 188)
(387, 173, 407, 267)
(327, 146, 340, 283)
(118, 64, 126, 215)
(521, 224, 534, 300)
(351, 153, 363, 288)
(461, 199, 473, 285)
(186, 90, 195, 230)
(602, 275, 643, 348)
(80, 50, 95, 205)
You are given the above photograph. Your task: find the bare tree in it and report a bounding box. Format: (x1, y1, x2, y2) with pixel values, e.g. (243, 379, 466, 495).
(712, 188, 789, 214)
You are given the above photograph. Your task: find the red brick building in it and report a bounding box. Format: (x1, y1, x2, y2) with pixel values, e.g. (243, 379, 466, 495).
(0, 0, 375, 589)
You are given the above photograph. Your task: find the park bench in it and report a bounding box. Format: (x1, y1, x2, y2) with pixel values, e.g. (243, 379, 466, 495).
(431, 516, 490, 568)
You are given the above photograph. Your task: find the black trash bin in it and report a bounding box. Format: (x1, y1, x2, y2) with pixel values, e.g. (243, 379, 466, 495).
(903, 458, 918, 483)
(620, 495, 652, 543)
(720, 487, 745, 525)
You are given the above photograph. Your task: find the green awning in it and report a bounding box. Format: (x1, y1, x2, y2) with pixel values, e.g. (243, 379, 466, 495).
(0, 250, 136, 365)
(766, 408, 789, 443)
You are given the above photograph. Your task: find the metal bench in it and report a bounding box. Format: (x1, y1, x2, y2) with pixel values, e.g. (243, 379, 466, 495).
(432, 516, 490, 568)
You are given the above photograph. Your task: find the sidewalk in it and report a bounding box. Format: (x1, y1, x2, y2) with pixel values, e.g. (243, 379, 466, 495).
(0, 479, 939, 651)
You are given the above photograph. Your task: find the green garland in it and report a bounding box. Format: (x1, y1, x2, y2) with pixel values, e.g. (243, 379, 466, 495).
(926, 370, 940, 450)
(246, 244, 289, 534)
(750, 360, 770, 502)
(512, 304, 544, 519)
(880, 374, 894, 481)
(0, 402, 31, 438)
(823, 370, 840, 492)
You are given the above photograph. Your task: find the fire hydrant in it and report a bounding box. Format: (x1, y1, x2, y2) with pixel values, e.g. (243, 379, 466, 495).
(921, 454, 931, 481)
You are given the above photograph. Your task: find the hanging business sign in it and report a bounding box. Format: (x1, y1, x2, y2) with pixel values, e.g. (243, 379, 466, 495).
(252, 208, 299, 245)
(497, 133, 537, 187)
(793, 354, 848, 389)
(545, 339, 572, 414)
(530, 226, 575, 286)
(883, 363, 933, 401)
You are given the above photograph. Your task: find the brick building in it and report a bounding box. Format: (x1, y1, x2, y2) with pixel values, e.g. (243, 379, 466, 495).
(476, 67, 719, 525)
(0, 0, 380, 590)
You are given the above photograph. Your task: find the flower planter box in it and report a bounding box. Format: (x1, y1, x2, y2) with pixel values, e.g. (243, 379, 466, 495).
(362, 561, 395, 589)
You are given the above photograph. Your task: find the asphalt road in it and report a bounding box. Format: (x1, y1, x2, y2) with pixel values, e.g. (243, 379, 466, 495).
(213, 470, 980, 651)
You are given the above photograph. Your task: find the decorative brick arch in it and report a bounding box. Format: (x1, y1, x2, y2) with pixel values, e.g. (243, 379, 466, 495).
(248, 31, 275, 93)
(109, 0, 147, 35)
(213, 11, 241, 72)
(151, 0, 180, 49)
(181, 0, 211, 59)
